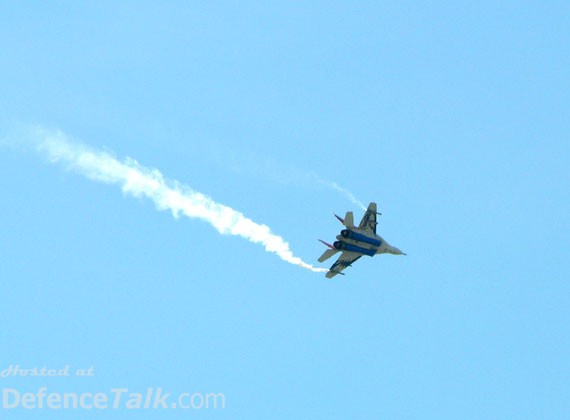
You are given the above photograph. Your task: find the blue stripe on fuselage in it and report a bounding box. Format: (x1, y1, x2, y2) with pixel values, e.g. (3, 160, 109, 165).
(347, 230, 381, 247)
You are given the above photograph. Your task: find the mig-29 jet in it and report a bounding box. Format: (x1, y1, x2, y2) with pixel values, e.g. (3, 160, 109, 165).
(318, 202, 405, 278)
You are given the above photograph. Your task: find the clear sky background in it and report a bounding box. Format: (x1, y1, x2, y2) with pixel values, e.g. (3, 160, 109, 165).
(1, 2, 569, 419)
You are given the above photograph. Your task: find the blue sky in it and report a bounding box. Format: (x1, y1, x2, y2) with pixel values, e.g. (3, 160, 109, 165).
(1, 1, 569, 418)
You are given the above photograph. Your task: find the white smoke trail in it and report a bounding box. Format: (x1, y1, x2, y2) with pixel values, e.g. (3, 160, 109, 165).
(202, 142, 367, 210)
(317, 179, 367, 211)
(35, 129, 327, 273)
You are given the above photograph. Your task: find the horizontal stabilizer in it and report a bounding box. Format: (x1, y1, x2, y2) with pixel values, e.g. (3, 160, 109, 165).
(318, 240, 338, 262)
(318, 248, 338, 263)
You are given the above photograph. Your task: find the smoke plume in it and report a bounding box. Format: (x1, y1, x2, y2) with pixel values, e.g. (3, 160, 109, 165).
(35, 129, 327, 273)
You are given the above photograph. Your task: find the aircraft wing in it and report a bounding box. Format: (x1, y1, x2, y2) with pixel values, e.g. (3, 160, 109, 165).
(358, 202, 378, 235)
(326, 252, 362, 279)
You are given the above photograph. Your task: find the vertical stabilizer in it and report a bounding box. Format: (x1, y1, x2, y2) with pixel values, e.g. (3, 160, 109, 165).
(343, 211, 354, 228)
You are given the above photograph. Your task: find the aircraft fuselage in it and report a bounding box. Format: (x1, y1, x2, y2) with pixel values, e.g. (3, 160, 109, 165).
(318, 201, 405, 278)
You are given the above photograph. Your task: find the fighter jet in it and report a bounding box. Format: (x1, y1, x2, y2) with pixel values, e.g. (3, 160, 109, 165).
(318, 202, 405, 278)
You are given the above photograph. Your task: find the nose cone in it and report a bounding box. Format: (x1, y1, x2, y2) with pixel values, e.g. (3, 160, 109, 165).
(392, 246, 406, 255)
